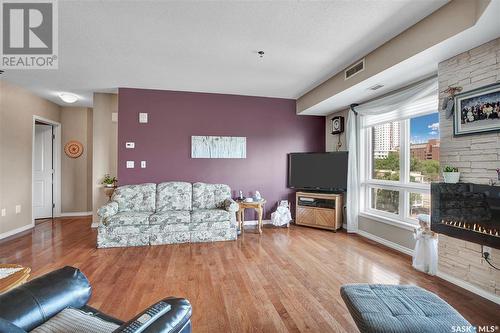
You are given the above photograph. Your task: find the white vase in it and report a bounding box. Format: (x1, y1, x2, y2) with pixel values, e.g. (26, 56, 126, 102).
(443, 172, 460, 183)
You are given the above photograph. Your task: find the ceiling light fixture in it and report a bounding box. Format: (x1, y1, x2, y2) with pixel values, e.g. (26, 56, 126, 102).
(58, 92, 79, 103)
(258, 51, 264, 58)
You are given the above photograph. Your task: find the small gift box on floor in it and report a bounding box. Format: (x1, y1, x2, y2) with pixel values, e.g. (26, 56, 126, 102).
(412, 214, 438, 275)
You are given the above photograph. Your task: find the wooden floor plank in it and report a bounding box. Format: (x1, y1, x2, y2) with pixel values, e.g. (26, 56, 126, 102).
(1, 217, 499, 332)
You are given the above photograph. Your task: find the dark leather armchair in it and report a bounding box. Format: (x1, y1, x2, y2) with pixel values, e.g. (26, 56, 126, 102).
(0, 266, 192, 333)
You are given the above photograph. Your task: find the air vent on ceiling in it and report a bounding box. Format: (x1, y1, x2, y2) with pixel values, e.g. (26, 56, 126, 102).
(369, 84, 384, 91)
(344, 58, 365, 80)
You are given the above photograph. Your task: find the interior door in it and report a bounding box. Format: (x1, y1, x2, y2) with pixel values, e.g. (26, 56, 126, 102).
(33, 124, 53, 219)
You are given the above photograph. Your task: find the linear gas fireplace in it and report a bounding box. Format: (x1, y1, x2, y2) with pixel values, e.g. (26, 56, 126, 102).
(431, 183, 500, 249)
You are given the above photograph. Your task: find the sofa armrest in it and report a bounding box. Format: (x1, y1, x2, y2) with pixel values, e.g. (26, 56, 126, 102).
(0, 266, 91, 332)
(223, 198, 239, 213)
(0, 318, 27, 333)
(113, 298, 192, 333)
(97, 202, 118, 220)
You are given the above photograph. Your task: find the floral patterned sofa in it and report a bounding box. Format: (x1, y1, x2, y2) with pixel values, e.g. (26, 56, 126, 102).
(97, 182, 239, 248)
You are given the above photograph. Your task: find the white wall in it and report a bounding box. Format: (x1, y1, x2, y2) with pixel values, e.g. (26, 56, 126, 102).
(325, 109, 348, 152)
(61, 107, 93, 213)
(0, 80, 61, 237)
(92, 93, 118, 226)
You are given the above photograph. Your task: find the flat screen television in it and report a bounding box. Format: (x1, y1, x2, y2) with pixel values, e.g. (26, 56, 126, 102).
(288, 152, 348, 192)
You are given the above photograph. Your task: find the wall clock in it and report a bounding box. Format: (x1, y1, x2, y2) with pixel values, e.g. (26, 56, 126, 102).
(64, 140, 83, 158)
(331, 116, 344, 135)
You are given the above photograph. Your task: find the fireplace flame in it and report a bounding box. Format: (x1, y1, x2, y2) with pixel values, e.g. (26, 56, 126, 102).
(440, 220, 499, 238)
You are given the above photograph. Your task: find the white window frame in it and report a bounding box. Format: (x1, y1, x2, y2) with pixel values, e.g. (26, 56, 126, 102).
(360, 113, 436, 227)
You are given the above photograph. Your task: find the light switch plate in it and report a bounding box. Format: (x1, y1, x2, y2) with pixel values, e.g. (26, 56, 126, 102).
(126, 142, 135, 149)
(111, 112, 118, 123)
(126, 161, 135, 168)
(139, 113, 148, 123)
(1, 208, 5, 217)
(141, 161, 146, 168)
(15, 205, 21, 214)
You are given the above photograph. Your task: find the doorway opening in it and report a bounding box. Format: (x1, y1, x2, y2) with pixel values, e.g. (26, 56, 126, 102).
(32, 116, 61, 224)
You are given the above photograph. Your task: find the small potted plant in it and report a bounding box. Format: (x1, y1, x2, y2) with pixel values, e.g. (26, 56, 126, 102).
(102, 174, 117, 188)
(442, 166, 460, 183)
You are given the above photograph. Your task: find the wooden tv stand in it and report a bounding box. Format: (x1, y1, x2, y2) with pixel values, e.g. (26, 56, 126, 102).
(295, 192, 343, 231)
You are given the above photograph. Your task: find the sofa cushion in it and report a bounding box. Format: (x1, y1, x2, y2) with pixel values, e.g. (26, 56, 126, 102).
(149, 211, 191, 225)
(190, 220, 231, 231)
(156, 182, 192, 212)
(340, 284, 471, 333)
(191, 209, 231, 223)
(97, 224, 149, 248)
(192, 183, 231, 210)
(105, 212, 150, 226)
(112, 183, 156, 212)
(30, 307, 119, 333)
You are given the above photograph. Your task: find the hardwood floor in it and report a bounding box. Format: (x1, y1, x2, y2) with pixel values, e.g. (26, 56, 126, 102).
(1, 217, 499, 332)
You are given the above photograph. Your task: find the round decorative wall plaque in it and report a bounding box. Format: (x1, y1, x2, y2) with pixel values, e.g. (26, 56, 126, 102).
(64, 140, 83, 158)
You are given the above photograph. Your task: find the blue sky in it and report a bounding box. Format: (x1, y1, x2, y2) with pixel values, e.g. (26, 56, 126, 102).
(410, 113, 439, 144)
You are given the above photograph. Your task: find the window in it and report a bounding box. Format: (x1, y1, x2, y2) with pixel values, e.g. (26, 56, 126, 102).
(409, 113, 440, 184)
(371, 188, 400, 214)
(409, 192, 430, 218)
(372, 121, 400, 181)
(361, 111, 439, 224)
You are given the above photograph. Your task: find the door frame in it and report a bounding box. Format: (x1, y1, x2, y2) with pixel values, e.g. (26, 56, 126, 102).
(32, 116, 61, 224)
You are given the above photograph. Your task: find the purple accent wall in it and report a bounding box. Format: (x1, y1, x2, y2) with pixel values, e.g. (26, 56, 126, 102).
(118, 88, 325, 218)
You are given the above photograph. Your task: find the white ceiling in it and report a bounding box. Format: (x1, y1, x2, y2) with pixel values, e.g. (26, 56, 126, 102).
(2, 0, 448, 107)
(301, 0, 500, 115)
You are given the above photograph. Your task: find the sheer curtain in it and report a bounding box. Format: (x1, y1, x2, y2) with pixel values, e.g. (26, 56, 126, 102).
(345, 76, 438, 233)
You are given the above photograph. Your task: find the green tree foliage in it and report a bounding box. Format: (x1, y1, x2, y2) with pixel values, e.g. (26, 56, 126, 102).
(374, 152, 439, 182)
(375, 152, 400, 172)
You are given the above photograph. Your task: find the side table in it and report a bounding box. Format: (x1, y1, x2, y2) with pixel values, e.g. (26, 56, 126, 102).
(236, 199, 266, 234)
(0, 264, 31, 294)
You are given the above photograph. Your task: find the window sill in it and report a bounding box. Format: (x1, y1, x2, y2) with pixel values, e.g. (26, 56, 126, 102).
(359, 211, 417, 231)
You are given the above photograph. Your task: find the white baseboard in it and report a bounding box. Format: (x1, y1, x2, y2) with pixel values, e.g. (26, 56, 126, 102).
(0, 223, 34, 240)
(60, 211, 92, 217)
(242, 219, 272, 226)
(356, 229, 414, 256)
(437, 270, 500, 305)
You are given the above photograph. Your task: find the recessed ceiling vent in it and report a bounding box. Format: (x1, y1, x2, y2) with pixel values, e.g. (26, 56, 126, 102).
(369, 84, 384, 91)
(344, 59, 365, 80)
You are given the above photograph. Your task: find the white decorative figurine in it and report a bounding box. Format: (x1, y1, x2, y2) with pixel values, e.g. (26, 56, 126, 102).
(271, 200, 292, 227)
(412, 214, 438, 275)
(254, 191, 262, 201)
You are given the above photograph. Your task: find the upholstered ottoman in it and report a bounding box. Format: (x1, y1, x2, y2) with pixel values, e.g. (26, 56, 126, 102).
(340, 284, 471, 333)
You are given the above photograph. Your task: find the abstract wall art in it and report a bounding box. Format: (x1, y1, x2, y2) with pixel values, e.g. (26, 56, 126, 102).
(191, 136, 246, 158)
